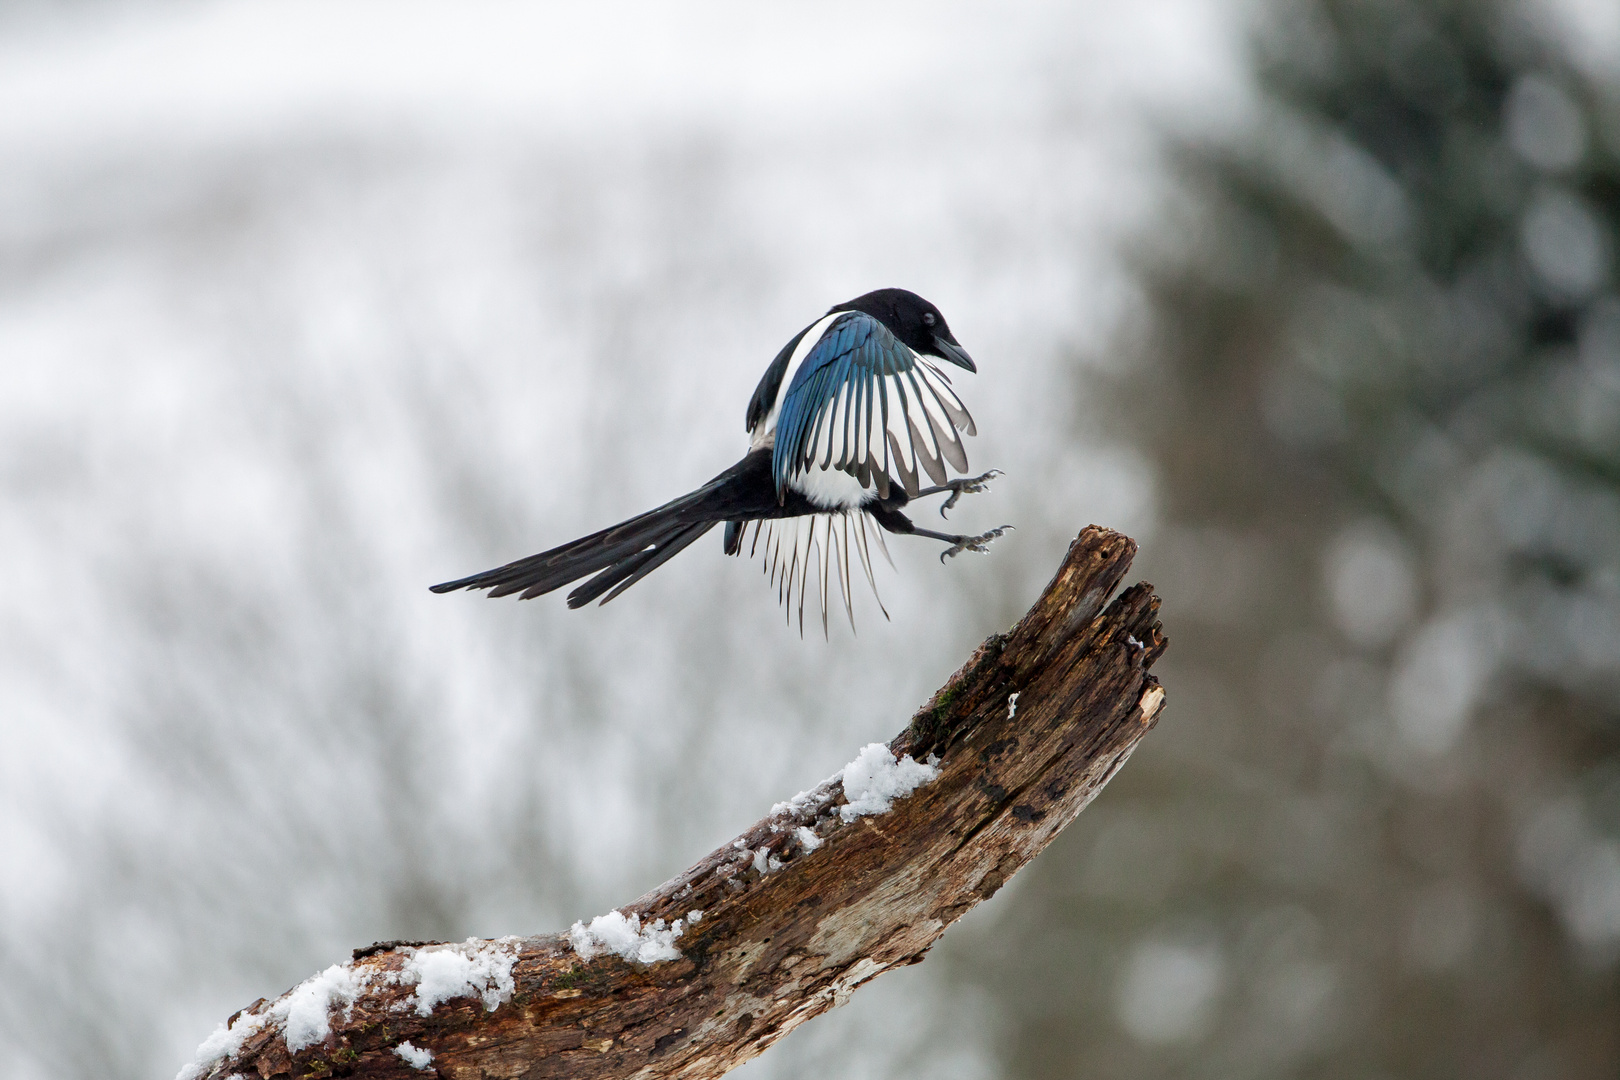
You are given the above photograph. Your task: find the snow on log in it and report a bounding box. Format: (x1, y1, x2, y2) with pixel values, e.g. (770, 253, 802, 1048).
(181, 525, 1166, 1080)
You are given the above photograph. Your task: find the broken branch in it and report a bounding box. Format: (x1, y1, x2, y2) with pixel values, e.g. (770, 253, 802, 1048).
(182, 525, 1165, 1080)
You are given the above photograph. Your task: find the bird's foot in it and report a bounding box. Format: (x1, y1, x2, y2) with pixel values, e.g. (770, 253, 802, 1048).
(940, 525, 1013, 562)
(936, 470, 1003, 518)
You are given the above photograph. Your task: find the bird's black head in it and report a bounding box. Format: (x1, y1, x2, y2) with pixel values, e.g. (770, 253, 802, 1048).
(832, 288, 975, 372)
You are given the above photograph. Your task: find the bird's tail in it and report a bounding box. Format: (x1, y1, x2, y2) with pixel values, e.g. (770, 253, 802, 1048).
(430, 450, 779, 607)
(430, 500, 718, 608)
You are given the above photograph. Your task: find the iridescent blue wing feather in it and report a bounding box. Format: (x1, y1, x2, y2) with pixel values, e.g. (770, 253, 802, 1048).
(771, 312, 975, 501)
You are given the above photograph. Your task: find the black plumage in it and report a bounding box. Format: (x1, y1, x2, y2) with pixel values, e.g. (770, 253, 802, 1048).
(431, 288, 1008, 627)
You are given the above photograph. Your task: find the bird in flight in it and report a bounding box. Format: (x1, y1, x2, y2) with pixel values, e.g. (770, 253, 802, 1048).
(431, 288, 1008, 630)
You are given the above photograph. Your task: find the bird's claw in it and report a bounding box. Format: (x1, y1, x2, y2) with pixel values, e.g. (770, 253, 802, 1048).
(939, 470, 1004, 518)
(940, 525, 1013, 562)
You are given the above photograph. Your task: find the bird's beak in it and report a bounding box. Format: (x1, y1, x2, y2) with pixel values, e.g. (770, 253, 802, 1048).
(933, 335, 976, 373)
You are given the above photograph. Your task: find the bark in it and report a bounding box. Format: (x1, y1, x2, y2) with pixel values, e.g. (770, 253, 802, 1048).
(187, 525, 1166, 1080)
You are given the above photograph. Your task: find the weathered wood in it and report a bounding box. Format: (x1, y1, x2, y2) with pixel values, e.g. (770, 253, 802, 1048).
(183, 525, 1165, 1080)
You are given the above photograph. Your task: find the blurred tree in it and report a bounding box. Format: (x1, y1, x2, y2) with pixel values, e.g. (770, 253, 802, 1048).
(959, 1, 1620, 1077)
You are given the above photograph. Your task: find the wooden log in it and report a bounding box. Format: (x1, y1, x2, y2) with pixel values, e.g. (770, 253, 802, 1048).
(181, 525, 1166, 1080)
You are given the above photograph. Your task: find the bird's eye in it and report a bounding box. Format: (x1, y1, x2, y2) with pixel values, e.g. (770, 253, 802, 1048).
(922, 312, 937, 327)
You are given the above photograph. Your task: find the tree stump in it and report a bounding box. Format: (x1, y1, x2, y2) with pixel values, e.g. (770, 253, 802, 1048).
(181, 525, 1166, 1080)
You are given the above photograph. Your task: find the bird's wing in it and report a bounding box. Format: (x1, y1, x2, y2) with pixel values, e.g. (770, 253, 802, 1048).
(772, 311, 975, 501)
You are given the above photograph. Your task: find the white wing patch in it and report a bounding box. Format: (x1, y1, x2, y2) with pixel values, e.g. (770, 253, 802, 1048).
(740, 512, 894, 635)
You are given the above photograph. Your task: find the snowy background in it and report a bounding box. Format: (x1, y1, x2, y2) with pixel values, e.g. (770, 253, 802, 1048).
(6, 1, 1620, 1079)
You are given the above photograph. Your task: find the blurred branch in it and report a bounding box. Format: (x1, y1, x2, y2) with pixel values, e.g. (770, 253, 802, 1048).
(188, 526, 1166, 1080)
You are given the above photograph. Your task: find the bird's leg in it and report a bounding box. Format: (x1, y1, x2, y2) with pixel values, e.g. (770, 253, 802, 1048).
(914, 524, 1014, 561)
(912, 470, 1003, 518)
(868, 504, 1012, 562)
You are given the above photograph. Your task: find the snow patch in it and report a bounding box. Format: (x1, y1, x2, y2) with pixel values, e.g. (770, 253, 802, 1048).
(176, 960, 373, 1078)
(1007, 691, 1020, 718)
(395, 1041, 435, 1071)
(176, 1010, 268, 1080)
(749, 847, 784, 874)
(403, 938, 520, 1017)
(838, 743, 940, 822)
(770, 786, 823, 819)
(796, 825, 822, 852)
(569, 910, 685, 964)
(686, 909, 703, 923)
(282, 963, 367, 1051)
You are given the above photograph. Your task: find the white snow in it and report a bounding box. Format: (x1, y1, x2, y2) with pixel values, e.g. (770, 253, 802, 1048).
(394, 1041, 435, 1071)
(838, 743, 940, 823)
(1007, 691, 1020, 719)
(770, 741, 940, 830)
(403, 938, 520, 1017)
(767, 743, 940, 831)
(175, 960, 372, 1078)
(686, 909, 703, 923)
(749, 847, 784, 874)
(175, 1010, 267, 1080)
(174, 740, 935, 1080)
(282, 963, 367, 1052)
(568, 910, 685, 964)
(770, 786, 823, 819)
(176, 940, 518, 1077)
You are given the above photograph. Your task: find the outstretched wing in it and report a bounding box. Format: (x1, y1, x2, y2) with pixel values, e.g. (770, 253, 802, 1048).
(772, 311, 975, 501)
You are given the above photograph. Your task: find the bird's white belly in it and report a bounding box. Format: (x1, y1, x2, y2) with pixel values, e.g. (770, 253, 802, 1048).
(789, 464, 871, 511)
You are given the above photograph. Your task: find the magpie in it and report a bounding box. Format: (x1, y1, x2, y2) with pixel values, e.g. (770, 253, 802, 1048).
(430, 288, 1008, 629)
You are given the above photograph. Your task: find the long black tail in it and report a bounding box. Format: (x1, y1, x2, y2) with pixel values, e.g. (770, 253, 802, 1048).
(431, 449, 794, 607)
